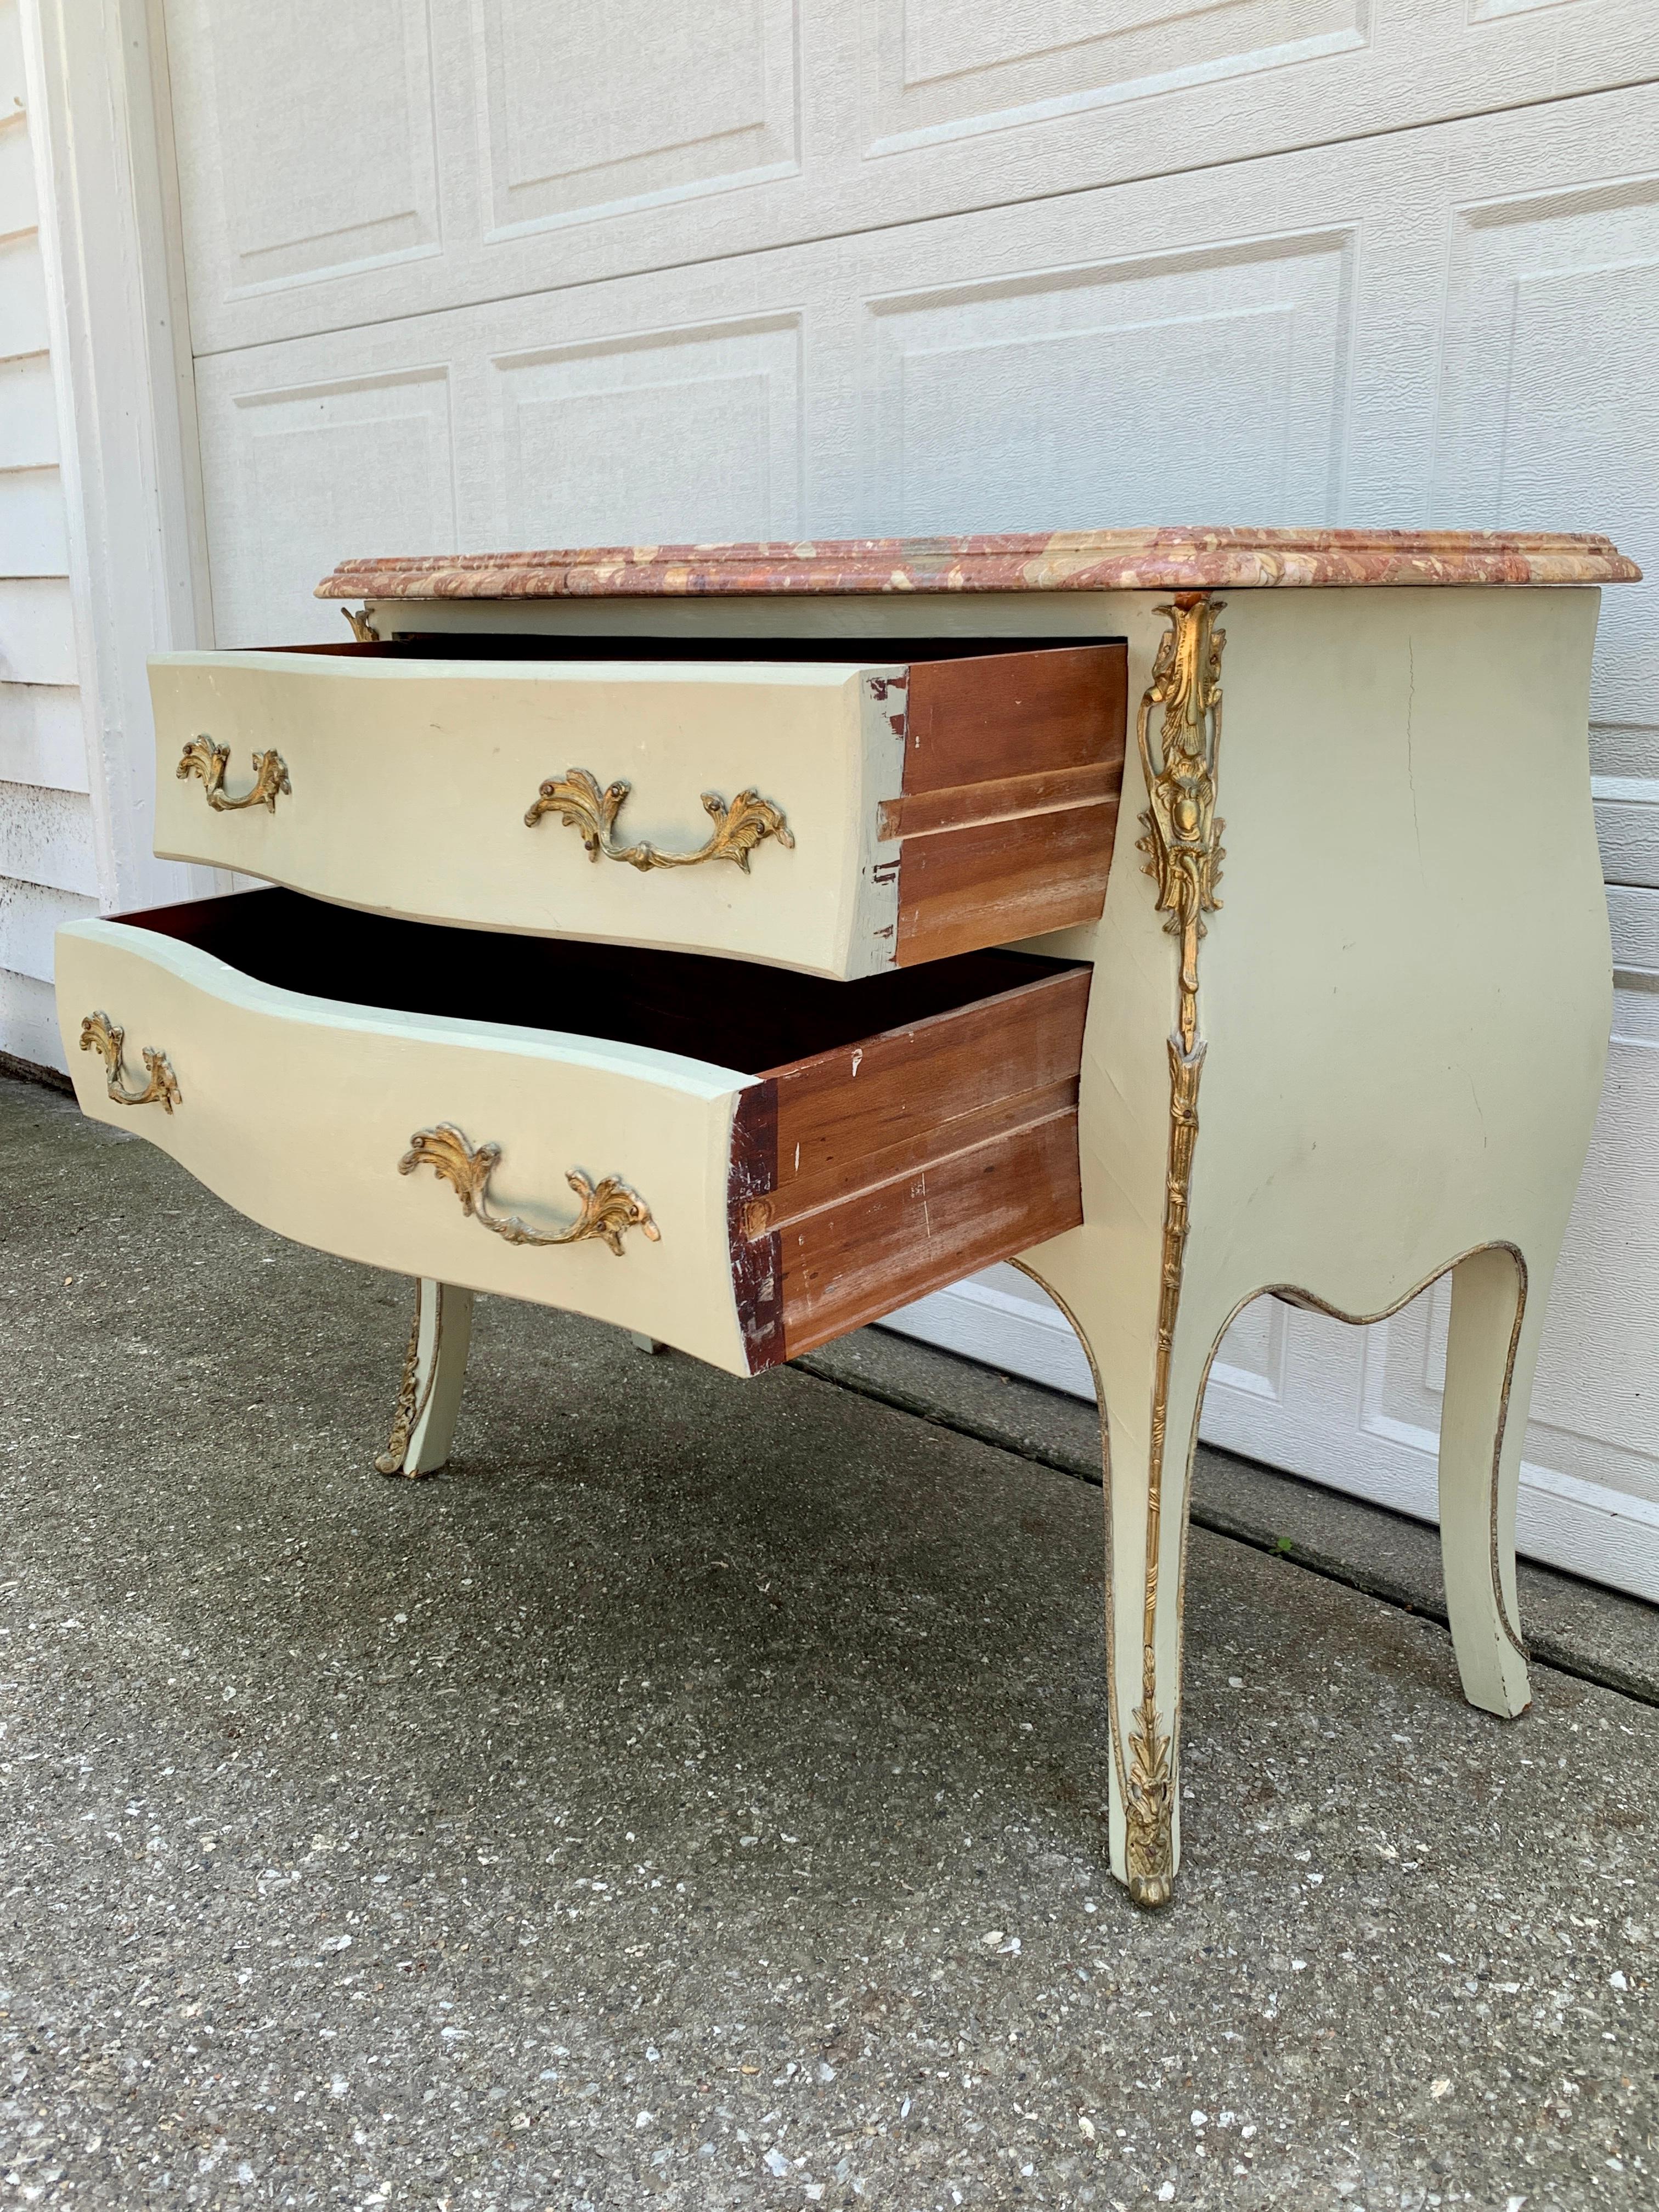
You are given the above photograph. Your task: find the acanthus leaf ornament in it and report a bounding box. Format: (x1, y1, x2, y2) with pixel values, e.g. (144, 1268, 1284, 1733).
(178, 736, 291, 815)
(1136, 592, 1225, 1057)
(376, 1301, 427, 1477)
(78, 1010, 180, 1113)
(1125, 590, 1226, 1909)
(1124, 1688, 1176, 1910)
(398, 1123, 661, 1256)
(524, 766, 794, 873)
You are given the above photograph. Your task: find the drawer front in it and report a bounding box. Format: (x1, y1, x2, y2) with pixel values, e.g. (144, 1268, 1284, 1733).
(149, 644, 1124, 978)
(56, 917, 758, 1373)
(56, 905, 1088, 1373)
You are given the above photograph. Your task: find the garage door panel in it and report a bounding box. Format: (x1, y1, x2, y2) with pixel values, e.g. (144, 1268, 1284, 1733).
(168, 1, 1659, 355)
(475, 0, 799, 239)
(163, 0, 442, 299)
(193, 285, 810, 639)
(862, 230, 1355, 535)
(490, 317, 803, 548)
(196, 366, 460, 647)
(1433, 176, 1659, 750)
(864, 0, 1367, 158)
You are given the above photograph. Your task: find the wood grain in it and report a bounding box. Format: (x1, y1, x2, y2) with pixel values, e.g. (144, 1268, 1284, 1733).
(877, 759, 1118, 840)
(902, 642, 1126, 791)
(728, 963, 1090, 1368)
(891, 642, 1126, 966)
(894, 798, 1121, 967)
(772, 1111, 1083, 1359)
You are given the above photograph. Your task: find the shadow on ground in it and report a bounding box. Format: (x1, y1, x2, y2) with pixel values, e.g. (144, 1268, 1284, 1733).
(2, 1076, 1654, 2209)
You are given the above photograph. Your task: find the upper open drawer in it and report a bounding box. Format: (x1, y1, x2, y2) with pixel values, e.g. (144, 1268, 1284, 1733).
(148, 636, 1126, 980)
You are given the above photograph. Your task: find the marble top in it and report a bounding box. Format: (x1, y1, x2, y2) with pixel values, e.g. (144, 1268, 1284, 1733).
(318, 527, 1640, 603)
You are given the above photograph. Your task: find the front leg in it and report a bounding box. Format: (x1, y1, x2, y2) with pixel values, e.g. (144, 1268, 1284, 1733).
(1017, 1260, 1215, 1909)
(376, 1278, 475, 1477)
(1438, 1243, 1536, 1718)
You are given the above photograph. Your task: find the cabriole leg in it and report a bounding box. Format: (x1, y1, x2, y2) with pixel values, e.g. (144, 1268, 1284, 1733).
(376, 1278, 475, 1479)
(1438, 1244, 1536, 1718)
(1017, 1261, 1212, 1910)
(1102, 1345, 1211, 1910)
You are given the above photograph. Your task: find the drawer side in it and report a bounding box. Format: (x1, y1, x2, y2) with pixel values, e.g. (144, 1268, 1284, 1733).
(891, 644, 1127, 965)
(730, 964, 1090, 1364)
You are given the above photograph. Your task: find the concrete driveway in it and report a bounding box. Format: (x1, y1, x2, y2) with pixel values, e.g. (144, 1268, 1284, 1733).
(2, 1074, 1653, 2210)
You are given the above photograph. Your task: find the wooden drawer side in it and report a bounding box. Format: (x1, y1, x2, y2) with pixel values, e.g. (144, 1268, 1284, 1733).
(889, 644, 1127, 967)
(727, 965, 1090, 1367)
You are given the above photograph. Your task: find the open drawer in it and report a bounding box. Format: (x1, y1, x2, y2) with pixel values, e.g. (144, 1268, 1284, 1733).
(148, 634, 1126, 979)
(57, 889, 1088, 1374)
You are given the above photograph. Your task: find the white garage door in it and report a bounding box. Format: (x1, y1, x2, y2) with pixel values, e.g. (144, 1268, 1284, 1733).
(157, 1, 1659, 1598)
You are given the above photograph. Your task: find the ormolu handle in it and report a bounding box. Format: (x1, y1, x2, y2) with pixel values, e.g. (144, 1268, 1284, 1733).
(79, 1011, 180, 1112)
(524, 766, 792, 873)
(398, 1124, 660, 1255)
(178, 736, 291, 814)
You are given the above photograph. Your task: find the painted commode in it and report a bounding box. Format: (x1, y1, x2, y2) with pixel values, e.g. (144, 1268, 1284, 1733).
(55, 526, 1639, 1909)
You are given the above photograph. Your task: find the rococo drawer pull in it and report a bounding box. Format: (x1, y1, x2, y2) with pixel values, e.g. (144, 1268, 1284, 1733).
(398, 1124, 661, 1255)
(178, 736, 291, 814)
(79, 1011, 180, 1113)
(524, 766, 793, 873)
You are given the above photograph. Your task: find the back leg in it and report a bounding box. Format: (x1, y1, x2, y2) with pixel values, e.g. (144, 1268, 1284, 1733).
(1438, 1243, 1535, 1717)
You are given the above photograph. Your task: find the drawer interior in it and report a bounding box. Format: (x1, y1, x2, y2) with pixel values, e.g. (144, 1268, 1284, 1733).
(125, 888, 1087, 1075)
(267, 633, 1123, 664)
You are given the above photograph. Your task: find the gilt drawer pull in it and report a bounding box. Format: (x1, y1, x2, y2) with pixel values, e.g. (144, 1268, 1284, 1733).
(524, 766, 793, 873)
(79, 1011, 180, 1113)
(398, 1124, 661, 1254)
(178, 736, 291, 813)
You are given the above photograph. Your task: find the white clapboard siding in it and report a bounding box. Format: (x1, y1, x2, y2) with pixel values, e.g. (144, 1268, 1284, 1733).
(0, 575, 75, 682)
(0, 963, 60, 1069)
(0, 353, 59, 468)
(0, 870, 92, 980)
(1596, 778, 1659, 890)
(0, 463, 69, 574)
(0, 679, 83, 789)
(0, 0, 94, 1075)
(0, 780, 95, 894)
(0, 228, 47, 358)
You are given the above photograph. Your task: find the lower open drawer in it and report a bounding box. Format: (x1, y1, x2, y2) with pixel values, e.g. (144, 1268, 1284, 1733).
(55, 890, 1088, 1375)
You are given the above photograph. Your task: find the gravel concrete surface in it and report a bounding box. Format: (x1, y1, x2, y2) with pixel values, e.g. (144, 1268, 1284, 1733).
(1, 1073, 1655, 2212)
(798, 1334, 1659, 1708)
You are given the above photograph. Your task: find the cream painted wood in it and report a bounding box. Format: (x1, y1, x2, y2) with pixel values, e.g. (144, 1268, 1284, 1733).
(378, 1278, 474, 1479)
(413, 578, 1613, 1900)
(1003, 585, 1608, 1894)
(54, 915, 760, 1372)
(148, 651, 902, 978)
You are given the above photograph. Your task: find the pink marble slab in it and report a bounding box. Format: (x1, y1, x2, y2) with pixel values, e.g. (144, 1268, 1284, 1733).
(317, 528, 1640, 603)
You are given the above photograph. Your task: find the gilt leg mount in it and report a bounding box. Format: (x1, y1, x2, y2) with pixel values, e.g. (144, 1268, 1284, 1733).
(376, 1279, 474, 1479)
(1124, 590, 1228, 1909)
